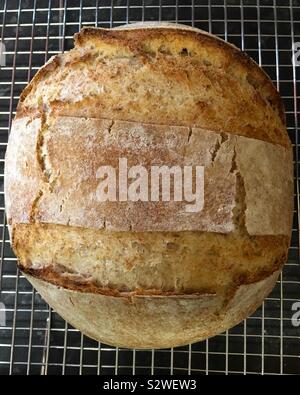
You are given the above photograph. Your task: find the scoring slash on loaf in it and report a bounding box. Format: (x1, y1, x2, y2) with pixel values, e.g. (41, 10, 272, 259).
(5, 22, 293, 349)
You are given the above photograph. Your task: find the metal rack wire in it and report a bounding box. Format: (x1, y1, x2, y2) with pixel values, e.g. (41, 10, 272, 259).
(0, 0, 299, 375)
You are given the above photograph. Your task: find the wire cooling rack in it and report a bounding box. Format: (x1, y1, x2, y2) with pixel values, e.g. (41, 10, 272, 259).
(0, 0, 299, 376)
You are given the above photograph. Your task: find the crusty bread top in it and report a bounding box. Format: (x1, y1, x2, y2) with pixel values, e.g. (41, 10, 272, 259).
(5, 24, 293, 300)
(17, 24, 289, 148)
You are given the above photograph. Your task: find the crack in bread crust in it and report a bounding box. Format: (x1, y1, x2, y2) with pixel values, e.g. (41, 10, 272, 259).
(18, 263, 217, 298)
(19, 258, 284, 298)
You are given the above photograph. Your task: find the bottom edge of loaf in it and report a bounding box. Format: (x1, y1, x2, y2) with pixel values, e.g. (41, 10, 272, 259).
(24, 270, 280, 349)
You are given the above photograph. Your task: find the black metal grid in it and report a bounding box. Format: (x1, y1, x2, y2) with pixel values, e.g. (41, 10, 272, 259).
(0, 0, 299, 375)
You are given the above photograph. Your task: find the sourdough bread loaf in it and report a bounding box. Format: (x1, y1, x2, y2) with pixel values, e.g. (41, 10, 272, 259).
(5, 23, 293, 348)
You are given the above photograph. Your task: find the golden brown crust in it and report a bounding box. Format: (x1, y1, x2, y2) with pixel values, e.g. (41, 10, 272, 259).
(71, 27, 286, 127)
(16, 25, 289, 148)
(13, 222, 288, 296)
(74, 26, 283, 118)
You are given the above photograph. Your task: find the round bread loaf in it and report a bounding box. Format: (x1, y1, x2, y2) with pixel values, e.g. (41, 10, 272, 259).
(5, 23, 293, 348)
